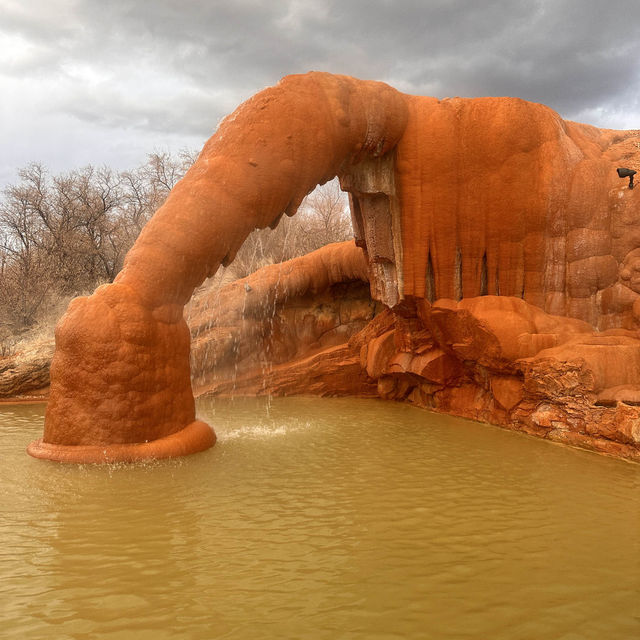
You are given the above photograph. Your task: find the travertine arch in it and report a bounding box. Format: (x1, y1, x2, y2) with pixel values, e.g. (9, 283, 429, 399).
(27, 72, 640, 463)
(27, 72, 409, 462)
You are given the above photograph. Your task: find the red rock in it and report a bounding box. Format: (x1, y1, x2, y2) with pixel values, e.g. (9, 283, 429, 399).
(28, 73, 407, 462)
(187, 242, 376, 393)
(490, 376, 524, 411)
(407, 349, 464, 385)
(348, 307, 395, 351)
(365, 330, 396, 379)
(196, 344, 377, 399)
(24, 72, 640, 463)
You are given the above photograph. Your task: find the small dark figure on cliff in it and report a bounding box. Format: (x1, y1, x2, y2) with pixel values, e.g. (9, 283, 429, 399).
(617, 167, 636, 189)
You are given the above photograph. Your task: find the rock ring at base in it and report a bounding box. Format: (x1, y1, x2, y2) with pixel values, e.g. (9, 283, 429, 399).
(26, 420, 216, 464)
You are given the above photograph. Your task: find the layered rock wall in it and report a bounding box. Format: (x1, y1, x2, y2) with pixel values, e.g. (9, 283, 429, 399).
(188, 242, 380, 397)
(195, 251, 640, 460)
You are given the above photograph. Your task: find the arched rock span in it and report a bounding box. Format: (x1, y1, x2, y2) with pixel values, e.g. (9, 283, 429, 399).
(27, 72, 640, 463)
(27, 72, 409, 463)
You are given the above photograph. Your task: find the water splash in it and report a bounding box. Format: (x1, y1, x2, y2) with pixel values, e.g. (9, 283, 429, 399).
(221, 419, 312, 442)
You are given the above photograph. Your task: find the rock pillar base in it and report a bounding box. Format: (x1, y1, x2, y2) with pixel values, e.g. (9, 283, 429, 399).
(27, 420, 215, 464)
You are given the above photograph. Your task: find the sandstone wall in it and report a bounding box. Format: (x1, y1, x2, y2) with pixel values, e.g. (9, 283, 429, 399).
(187, 242, 380, 397)
(192, 243, 640, 461)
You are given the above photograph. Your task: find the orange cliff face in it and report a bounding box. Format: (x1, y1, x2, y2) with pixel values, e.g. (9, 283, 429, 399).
(342, 94, 639, 327)
(26, 71, 640, 463)
(185, 247, 640, 462)
(187, 241, 380, 399)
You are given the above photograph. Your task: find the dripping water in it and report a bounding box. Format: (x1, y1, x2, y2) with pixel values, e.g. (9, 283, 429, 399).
(233, 233, 264, 398)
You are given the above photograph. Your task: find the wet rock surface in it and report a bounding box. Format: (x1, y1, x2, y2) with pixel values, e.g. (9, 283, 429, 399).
(32, 72, 408, 461)
(188, 242, 380, 397)
(13, 71, 640, 462)
(6, 244, 640, 461)
(193, 252, 640, 461)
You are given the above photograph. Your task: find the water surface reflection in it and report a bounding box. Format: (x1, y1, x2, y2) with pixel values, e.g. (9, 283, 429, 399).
(2, 398, 639, 639)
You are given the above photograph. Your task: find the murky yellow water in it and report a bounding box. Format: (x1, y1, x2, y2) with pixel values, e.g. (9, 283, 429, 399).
(1, 397, 639, 639)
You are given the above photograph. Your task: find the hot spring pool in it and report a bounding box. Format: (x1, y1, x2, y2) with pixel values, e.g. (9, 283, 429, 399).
(2, 397, 639, 639)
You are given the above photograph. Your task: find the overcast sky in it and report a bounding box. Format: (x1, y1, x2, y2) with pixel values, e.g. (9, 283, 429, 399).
(2, 0, 639, 189)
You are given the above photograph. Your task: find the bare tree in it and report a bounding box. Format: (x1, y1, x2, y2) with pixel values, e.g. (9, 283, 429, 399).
(296, 178, 352, 253)
(0, 155, 352, 338)
(226, 178, 352, 279)
(0, 152, 197, 335)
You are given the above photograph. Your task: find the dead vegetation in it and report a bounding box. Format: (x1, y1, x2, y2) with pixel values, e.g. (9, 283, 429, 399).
(0, 151, 352, 354)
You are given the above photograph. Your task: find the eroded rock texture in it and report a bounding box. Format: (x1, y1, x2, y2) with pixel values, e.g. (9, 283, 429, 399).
(29, 72, 408, 462)
(188, 241, 380, 398)
(347, 96, 640, 328)
(27, 71, 640, 462)
(190, 246, 640, 461)
(0, 340, 53, 399)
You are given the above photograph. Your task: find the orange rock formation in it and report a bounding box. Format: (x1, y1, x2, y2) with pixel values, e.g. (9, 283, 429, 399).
(188, 241, 380, 398)
(28, 73, 407, 462)
(189, 244, 640, 461)
(27, 72, 640, 463)
(396, 97, 639, 328)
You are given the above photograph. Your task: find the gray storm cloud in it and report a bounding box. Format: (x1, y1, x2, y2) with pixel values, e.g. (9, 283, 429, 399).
(1, 0, 639, 188)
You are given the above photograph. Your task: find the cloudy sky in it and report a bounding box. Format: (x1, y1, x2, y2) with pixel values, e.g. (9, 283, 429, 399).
(2, 0, 639, 189)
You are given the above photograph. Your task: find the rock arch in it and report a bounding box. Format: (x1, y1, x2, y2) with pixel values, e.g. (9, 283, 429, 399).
(27, 72, 408, 462)
(27, 72, 640, 463)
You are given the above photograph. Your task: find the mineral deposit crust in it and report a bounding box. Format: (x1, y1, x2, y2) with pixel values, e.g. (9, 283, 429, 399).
(27, 72, 640, 463)
(189, 243, 640, 461)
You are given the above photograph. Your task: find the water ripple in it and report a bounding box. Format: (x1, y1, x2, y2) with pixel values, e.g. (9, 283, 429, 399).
(1, 397, 639, 639)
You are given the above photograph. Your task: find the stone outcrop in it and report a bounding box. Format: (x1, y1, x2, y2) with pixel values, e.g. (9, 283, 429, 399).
(190, 247, 640, 461)
(29, 73, 408, 462)
(188, 241, 380, 397)
(0, 340, 53, 399)
(343, 96, 640, 329)
(24, 71, 640, 463)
